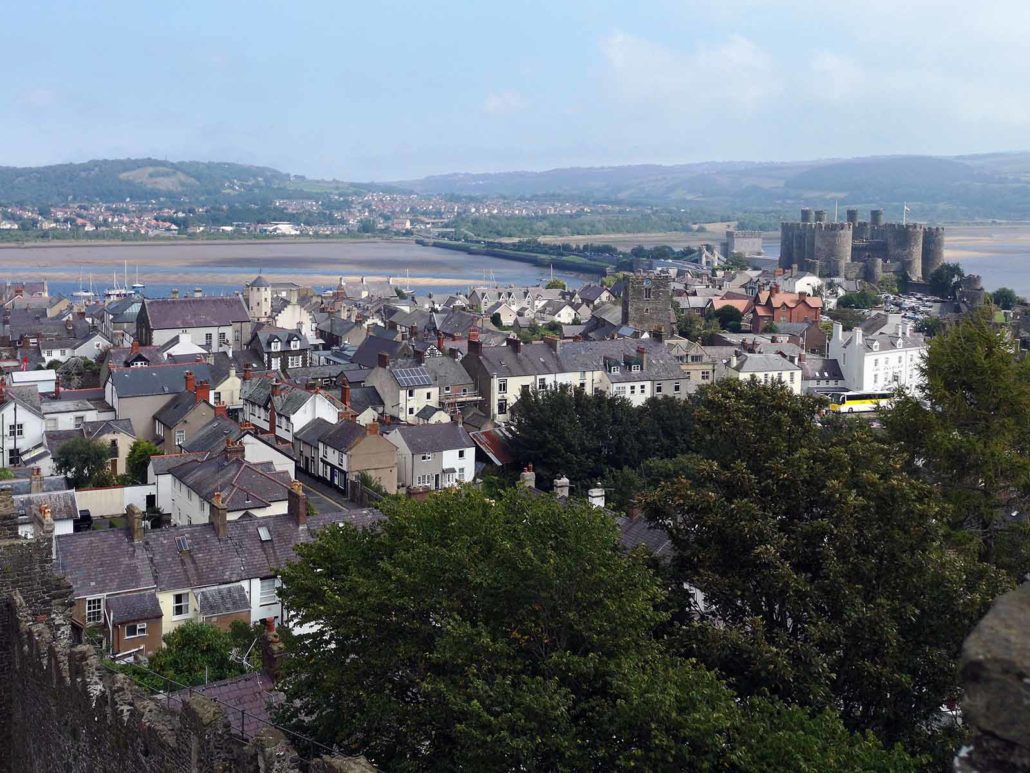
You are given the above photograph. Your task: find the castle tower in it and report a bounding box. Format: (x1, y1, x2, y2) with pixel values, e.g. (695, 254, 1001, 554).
(870, 209, 885, 227)
(246, 275, 273, 321)
(921, 226, 945, 278)
(885, 224, 925, 281)
(812, 222, 853, 277)
(622, 274, 672, 335)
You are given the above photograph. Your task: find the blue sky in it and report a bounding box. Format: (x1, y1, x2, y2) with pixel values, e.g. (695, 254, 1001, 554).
(2, 0, 1028, 180)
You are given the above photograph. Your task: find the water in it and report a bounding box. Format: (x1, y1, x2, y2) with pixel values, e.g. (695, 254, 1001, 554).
(0, 240, 593, 299)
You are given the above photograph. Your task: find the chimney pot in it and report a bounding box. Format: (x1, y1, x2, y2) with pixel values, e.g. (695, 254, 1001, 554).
(377, 351, 390, 368)
(289, 480, 307, 527)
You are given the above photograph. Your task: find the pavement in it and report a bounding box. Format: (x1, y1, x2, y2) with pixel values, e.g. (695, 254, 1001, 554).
(296, 469, 356, 514)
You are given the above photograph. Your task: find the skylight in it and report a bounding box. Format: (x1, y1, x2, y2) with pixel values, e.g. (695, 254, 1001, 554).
(257, 526, 272, 542)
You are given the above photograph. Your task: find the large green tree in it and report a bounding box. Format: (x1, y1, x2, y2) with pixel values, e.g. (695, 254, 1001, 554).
(928, 262, 964, 299)
(126, 438, 162, 484)
(643, 383, 1008, 764)
(277, 488, 915, 771)
(883, 307, 1030, 573)
(53, 437, 111, 487)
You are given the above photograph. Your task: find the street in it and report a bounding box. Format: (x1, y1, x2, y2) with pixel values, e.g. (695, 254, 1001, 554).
(296, 469, 356, 514)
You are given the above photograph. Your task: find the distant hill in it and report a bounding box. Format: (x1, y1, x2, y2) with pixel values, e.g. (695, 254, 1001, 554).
(0, 158, 294, 205)
(398, 153, 1030, 220)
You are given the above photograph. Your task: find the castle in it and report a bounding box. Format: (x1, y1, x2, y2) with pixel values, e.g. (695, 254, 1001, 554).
(779, 208, 944, 282)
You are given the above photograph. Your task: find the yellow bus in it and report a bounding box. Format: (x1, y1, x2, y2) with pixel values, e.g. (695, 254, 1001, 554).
(827, 391, 894, 413)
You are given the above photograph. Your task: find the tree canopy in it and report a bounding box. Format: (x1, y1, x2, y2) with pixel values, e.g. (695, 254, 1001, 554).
(53, 437, 111, 488)
(126, 438, 162, 484)
(928, 262, 964, 299)
(277, 487, 915, 771)
(990, 286, 1024, 310)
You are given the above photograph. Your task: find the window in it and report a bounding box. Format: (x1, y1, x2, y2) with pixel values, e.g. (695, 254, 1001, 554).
(644, 287, 653, 300)
(219, 333, 228, 346)
(789, 372, 796, 382)
(86, 597, 103, 624)
(124, 622, 147, 639)
(685, 372, 692, 380)
(205, 333, 213, 347)
(60, 349, 67, 357)
(259, 578, 279, 606)
(408, 406, 415, 415)
(421, 452, 433, 461)
(690, 354, 703, 363)
(290, 339, 300, 350)
(407, 389, 414, 398)
(213, 391, 221, 404)
(497, 378, 507, 394)
(458, 449, 466, 459)
(45, 418, 57, 432)
(7, 449, 19, 466)
(270, 357, 280, 370)
(673, 382, 681, 393)
(288, 356, 302, 368)
(444, 385, 451, 394)
(7, 423, 23, 438)
(538, 378, 547, 390)
(270, 339, 281, 351)
(615, 386, 626, 396)
(172, 593, 189, 618)
(631, 364, 640, 372)
(701, 370, 710, 381)
(74, 415, 84, 428)
(175, 430, 186, 446)
(655, 383, 663, 394)
(426, 391, 431, 400)
(629, 385, 636, 395)
(497, 399, 508, 415)
(457, 469, 466, 481)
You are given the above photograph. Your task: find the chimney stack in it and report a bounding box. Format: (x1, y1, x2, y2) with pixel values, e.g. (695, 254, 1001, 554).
(636, 345, 648, 371)
(553, 475, 570, 499)
(341, 378, 351, 408)
(377, 351, 390, 369)
(506, 337, 522, 354)
(184, 370, 196, 393)
(468, 327, 482, 356)
(271, 380, 281, 397)
(543, 335, 561, 353)
(214, 402, 228, 418)
(193, 287, 203, 299)
(587, 484, 606, 509)
(211, 491, 228, 539)
(520, 463, 536, 489)
(437, 333, 445, 353)
(30, 467, 43, 495)
(225, 439, 245, 462)
(261, 618, 286, 682)
(53, 375, 60, 399)
(242, 364, 253, 381)
(131, 339, 140, 355)
(366, 421, 379, 435)
(195, 379, 211, 405)
(126, 504, 144, 543)
(288, 480, 307, 527)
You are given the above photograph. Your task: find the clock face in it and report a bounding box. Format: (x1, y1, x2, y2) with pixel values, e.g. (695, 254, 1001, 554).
(643, 278, 652, 287)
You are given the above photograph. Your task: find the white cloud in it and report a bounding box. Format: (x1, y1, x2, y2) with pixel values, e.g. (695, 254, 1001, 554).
(482, 90, 527, 116)
(601, 31, 781, 115)
(808, 52, 866, 104)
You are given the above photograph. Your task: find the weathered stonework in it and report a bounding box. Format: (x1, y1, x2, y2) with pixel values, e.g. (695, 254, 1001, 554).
(621, 273, 672, 335)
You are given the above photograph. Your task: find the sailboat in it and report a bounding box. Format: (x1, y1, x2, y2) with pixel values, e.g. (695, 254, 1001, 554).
(72, 271, 95, 302)
(104, 261, 134, 300)
(131, 264, 145, 293)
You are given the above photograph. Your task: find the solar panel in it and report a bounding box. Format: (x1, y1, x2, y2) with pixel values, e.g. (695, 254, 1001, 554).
(257, 526, 272, 542)
(393, 367, 432, 388)
(175, 536, 190, 552)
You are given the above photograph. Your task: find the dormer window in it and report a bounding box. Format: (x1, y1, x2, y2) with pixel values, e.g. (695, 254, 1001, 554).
(871, 341, 879, 351)
(271, 339, 281, 351)
(610, 365, 619, 374)
(631, 364, 640, 372)
(290, 339, 300, 350)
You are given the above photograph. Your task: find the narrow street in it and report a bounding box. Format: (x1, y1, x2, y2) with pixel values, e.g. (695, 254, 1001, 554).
(296, 469, 356, 514)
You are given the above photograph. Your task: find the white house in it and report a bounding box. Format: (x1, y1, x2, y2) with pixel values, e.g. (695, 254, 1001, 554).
(241, 378, 344, 443)
(39, 331, 111, 364)
(385, 422, 476, 491)
(827, 314, 926, 393)
(724, 351, 803, 394)
(0, 383, 47, 468)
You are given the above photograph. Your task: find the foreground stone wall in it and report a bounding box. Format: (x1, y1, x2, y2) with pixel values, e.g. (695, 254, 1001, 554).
(0, 486, 371, 773)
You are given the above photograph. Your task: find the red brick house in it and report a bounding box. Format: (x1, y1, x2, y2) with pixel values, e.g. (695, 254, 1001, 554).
(750, 285, 822, 333)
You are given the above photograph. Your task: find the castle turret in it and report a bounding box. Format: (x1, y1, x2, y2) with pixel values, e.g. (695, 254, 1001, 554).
(814, 210, 827, 223)
(812, 222, 853, 277)
(870, 209, 885, 227)
(800, 208, 813, 224)
(846, 208, 859, 225)
(921, 226, 945, 278)
(885, 224, 925, 280)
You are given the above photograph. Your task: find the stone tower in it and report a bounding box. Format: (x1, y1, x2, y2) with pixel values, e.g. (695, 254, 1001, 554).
(246, 274, 272, 321)
(622, 273, 672, 336)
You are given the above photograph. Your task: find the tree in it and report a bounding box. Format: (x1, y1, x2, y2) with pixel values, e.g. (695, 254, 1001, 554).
(928, 262, 964, 299)
(126, 439, 161, 484)
(709, 304, 743, 332)
(121, 622, 246, 691)
(277, 488, 916, 770)
(837, 289, 879, 309)
(53, 437, 111, 488)
(878, 274, 900, 294)
(642, 382, 1007, 764)
(991, 286, 1024, 310)
(545, 278, 566, 289)
(883, 307, 1030, 574)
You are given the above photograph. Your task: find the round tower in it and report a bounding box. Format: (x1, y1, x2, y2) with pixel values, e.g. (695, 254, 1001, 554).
(885, 224, 925, 280)
(814, 210, 827, 223)
(779, 222, 795, 268)
(921, 226, 945, 278)
(870, 209, 885, 227)
(846, 208, 859, 225)
(866, 257, 883, 284)
(813, 222, 853, 277)
(800, 208, 813, 224)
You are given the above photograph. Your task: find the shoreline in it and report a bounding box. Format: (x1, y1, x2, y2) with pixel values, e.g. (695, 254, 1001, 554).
(0, 236, 407, 251)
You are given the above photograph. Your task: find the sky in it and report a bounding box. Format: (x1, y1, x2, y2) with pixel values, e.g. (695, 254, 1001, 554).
(2, 0, 1029, 181)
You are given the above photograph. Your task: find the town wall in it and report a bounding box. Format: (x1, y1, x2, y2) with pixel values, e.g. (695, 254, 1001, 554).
(0, 487, 372, 772)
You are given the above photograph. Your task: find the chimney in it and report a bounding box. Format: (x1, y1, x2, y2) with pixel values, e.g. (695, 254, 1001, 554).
(377, 351, 390, 368)
(730, 350, 739, 369)
(853, 327, 863, 347)
(171, 288, 180, 299)
(366, 421, 379, 435)
(437, 332, 445, 353)
(543, 334, 561, 353)
(587, 485, 606, 509)
(271, 380, 281, 397)
(0, 378, 7, 404)
(341, 378, 351, 408)
(798, 291, 808, 300)
(520, 463, 536, 489)
(195, 379, 211, 405)
(636, 345, 648, 371)
(798, 351, 807, 365)
(242, 364, 253, 381)
(126, 504, 144, 543)
(896, 321, 904, 338)
(409, 324, 418, 341)
(131, 339, 140, 355)
(553, 475, 570, 499)
(468, 327, 482, 355)
(261, 618, 286, 682)
(53, 375, 60, 399)
(288, 480, 307, 527)
(32, 503, 54, 540)
(506, 337, 522, 354)
(651, 328, 664, 343)
(211, 491, 228, 539)
(225, 439, 245, 462)
(30, 467, 43, 494)
(184, 370, 196, 393)
(415, 348, 425, 365)
(214, 402, 228, 418)
(832, 321, 843, 342)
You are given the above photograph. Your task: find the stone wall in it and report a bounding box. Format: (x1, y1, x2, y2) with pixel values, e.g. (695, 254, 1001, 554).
(621, 273, 672, 335)
(0, 487, 373, 772)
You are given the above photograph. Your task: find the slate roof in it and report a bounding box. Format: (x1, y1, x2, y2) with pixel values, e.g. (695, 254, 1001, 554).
(436, 309, 480, 337)
(801, 356, 845, 381)
(15, 490, 78, 522)
(617, 515, 672, 560)
(55, 530, 156, 597)
(248, 275, 270, 288)
(320, 421, 367, 453)
(387, 422, 474, 454)
(110, 363, 212, 398)
(145, 524, 245, 591)
(154, 390, 205, 428)
(150, 452, 209, 476)
(241, 379, 340, 417)
(196, 584, 251, 616)
(2, 384, 43, 417)
(416, 405, 445, 421)
(420, 356, 473, 388)
(142, 297, 250, 329)
(470, 341, 567, 377)
(180, 417, 245, 454)
(293, 417, 335, 447)
(82, 418, 135, 439)
(169, 672, 279, 739)
(251, 326, 307, 354)
(351, 336, 402, 368)
(106, 591, 163, 624)
(347, 386, 384, 414)
(559, 339, 685, 382)
(171, 455, 292, 511)
(732, 353, 801, 373)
